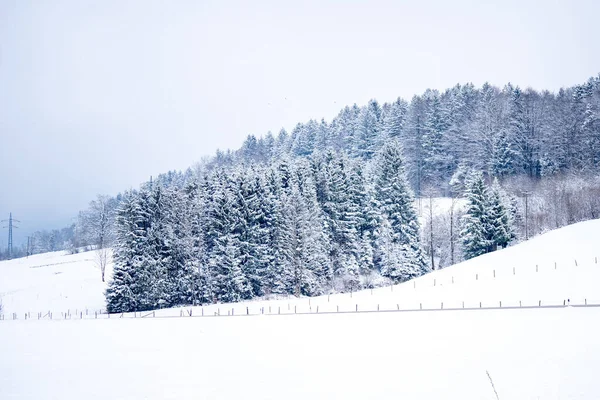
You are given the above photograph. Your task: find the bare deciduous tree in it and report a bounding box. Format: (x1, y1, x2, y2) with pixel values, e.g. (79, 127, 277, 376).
(95, 247, 112, 283)
(79, 195, 116, 250)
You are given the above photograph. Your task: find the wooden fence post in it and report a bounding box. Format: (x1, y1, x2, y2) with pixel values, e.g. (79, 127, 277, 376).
(493, 270, 496, 278)
(536, 265, 538, 272)
(355, 304, 358, 312)
(476, 274, 478, 280)
(575, 259, 578, 266)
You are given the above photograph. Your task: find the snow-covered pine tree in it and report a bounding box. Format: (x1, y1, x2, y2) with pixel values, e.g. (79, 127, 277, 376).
(203, 170, 251, 302)
(106, 186, 160, 312)
(210, 233, 247, 303)
(321, 152, 360, 287)
(487, 178, 515, 249)
(299, 176, 334, 294)
(353, 99, 383, 160)
(382, 97, 408, 138)
(106, 190, 144, 313)
(376, 217, 422, 283)
(373, 140, 428, 281)
(460, 171, 492, 259)
(262, 167, 292, 295)
(422, 91, 450, 188)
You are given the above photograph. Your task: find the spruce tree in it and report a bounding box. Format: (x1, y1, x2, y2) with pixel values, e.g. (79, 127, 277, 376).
(488, 179, 515, 249)
(460, 171, 492, 259)
(374, 141, 428, 281)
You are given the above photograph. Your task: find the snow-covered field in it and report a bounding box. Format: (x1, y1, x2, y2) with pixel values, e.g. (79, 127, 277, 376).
(0, 250, 111, 315)
(1, 219, 599, 399)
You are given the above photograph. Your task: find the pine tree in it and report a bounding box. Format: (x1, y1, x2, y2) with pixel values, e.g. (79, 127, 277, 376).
(106, 190, 145, 313)
(353, 99, 383, 159)
(382, 97, 408, 138)
(422, 92, 450, 186)
(460, 171, 492, 259)
(374, 141, 428, 280)
(106, 187, 159, 312)
(210, 233, 248, 303)
(487, 179, 515, 249)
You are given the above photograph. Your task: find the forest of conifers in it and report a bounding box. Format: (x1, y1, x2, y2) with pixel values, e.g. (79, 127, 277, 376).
(13, 75, 600, 313)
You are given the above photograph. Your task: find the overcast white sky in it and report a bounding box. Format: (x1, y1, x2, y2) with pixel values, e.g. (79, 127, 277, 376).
(1, 0, 599, 244)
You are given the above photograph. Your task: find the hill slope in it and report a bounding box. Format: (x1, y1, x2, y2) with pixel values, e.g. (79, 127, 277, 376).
(1, 218, 599, 315)
(1, 220, 600, 400)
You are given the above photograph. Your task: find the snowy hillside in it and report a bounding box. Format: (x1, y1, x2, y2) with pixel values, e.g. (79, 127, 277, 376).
(0, 250, 111, 315)
(1, 218, 599, 316)
(1, 219, 600, 399)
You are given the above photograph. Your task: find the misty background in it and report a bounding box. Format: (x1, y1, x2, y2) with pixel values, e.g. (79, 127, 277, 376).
(1, 0, 599, 246)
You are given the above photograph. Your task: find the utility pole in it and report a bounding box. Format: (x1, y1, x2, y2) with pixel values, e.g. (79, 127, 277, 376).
(2, 213, 20, 259)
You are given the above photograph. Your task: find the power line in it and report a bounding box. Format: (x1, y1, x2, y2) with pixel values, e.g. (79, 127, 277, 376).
(2, 213, 20, 259)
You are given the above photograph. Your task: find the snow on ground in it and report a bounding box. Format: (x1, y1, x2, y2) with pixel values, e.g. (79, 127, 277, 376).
(1, 308, 599, 399)
(0, 219, 599, 399)
(0, 250, 111, 315)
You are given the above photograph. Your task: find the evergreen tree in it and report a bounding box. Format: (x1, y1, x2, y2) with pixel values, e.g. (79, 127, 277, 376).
(382, 97, 408, 138)
(373, 141, 428, 280)
(460, 171, 492, 259)
(422, 92, 450, 186)
(487, 179, 515, 249)
(354, 99, 383, 159)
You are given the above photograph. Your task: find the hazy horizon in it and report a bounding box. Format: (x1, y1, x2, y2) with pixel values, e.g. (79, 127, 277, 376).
(2, 0, 600, 245)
